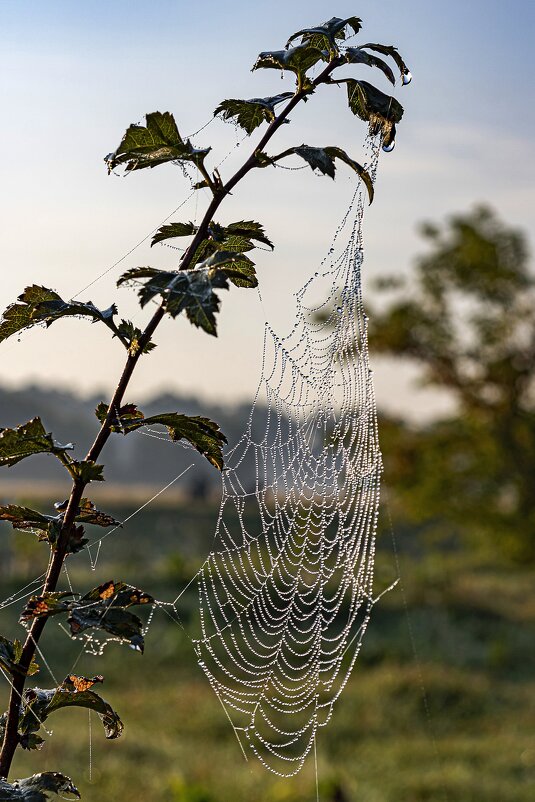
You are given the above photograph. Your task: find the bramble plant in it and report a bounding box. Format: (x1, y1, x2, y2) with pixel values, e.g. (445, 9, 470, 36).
(0, 15, 409, 797)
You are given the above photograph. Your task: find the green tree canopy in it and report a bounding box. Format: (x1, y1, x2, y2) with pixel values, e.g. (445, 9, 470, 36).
(371, 206, 535, 562)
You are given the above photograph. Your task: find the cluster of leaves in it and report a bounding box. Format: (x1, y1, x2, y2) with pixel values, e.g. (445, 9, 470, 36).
(20, 580, 154, 652)
(117, 219, 272, 337)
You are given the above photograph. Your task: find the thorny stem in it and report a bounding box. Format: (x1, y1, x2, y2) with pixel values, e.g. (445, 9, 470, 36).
(0, 57, 340, 779)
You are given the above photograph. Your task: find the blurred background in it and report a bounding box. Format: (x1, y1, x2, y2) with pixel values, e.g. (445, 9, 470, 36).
(1, 1, 534, 800)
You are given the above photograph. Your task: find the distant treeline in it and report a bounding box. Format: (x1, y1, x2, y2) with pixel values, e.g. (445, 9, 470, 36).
(0, 384, 270, 497)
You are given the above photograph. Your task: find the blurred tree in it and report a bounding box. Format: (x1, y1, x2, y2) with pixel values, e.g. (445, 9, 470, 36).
(371, 206, 535, 562)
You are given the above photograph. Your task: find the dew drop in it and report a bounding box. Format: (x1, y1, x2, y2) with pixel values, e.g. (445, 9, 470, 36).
(382, 139, 396, 153)
(336, 306, 342, 314)
(402, 70, 413, 86)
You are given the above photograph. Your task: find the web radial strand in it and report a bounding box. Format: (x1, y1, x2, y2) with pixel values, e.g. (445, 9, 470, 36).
(194, 139, 382, 776)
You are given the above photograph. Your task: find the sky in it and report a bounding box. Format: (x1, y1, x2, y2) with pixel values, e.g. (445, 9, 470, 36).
(1, 0, 534, 420)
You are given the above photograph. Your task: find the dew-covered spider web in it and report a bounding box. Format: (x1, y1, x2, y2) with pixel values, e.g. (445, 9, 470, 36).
(188, 137, 390, 776)
(0, 125, 398, 782)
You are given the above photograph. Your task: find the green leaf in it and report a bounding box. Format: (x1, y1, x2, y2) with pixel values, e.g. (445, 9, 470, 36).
(0, 418, 73, 469)
(96, 404, 227, 470)
(214, 93, 293, 134)
(359, 42, 411, 81)
(0, 504, 63, 548)
(20, 592, 75, 623)
(105, 111, 211, 173)
(140, 412, 227, 470)
(68, 460, 105, 483)
(345, 79, 404, 124)
(19, 732, 46, 752)
(197, 250, 257, 287)
(21, 581, 154, 653)
(0, 501, 110, 552)
(19, 677, 123, 740)
(0, 772, 80, 801)
(344, 47, 396, 85)
(224, 220, 274, 250)
(118, 267, 225, 335)
(55, 498, 121, 528)
(115, 319, 156, 356)
(0, 505, 55, 533)
(0, 636, 39, 677)
(152, 219, 273, 256)
(272, 145, 374, 203)
(344, 78, 404, 147)
(286, 16, 362, 55)
(252, 43, 324, 85)
(0, 284, 119, 344)
(151, 221, 197, 247)
(117, 266, 169, 307)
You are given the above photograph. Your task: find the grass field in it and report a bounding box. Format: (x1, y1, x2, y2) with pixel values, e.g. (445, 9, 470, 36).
(1, 499, 534, 801)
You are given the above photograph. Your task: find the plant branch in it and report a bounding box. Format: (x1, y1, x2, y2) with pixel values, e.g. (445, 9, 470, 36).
(0, 55, 340, 780)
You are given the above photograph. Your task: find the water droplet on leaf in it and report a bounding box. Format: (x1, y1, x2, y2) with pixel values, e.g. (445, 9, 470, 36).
(382, 140, 396, 153)
(402, 71, 413, 85)
(336, 306, 342, 314)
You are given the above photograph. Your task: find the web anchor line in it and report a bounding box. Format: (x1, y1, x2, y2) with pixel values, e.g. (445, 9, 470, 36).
(188, 136, 388, 775)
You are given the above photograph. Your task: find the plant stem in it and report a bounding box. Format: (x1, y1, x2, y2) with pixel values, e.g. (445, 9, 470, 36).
(0, 57, 339, 780)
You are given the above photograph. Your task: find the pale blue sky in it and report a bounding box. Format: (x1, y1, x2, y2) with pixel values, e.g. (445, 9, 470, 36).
(1, 1, 534, 417)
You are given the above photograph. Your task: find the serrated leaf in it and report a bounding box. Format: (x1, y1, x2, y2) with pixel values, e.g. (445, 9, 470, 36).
(96, 404, 227, 470)
(151, 221, 197, 247)
(360, 42, 411, 80)
(20, 592, 75, 623)
(0, 504, 63, 548)
(19, 679, 123, 740)
(346, 79, 404, 124)
(21, 581, 154, 652)
(115, 319, 156, 355)
(0, 284, 119, 344)
(344, 47, 396, 85)
(69, 606, 145, 651)
(0, 636, 39, 677)
(272, 145, 374, 203)
(252, 43, 324, 84)
(117, 266, 169, 307)
(286, 16, 362, 55)
(81, 580, 153, 607)
(0, 418, 73, 469)
(19, 732, 46, 752)
(123, 268, 224, 335)
(55, 498, 120, 528)
(68, 460, 104, 483)
(0, 772, 80, 801)
(214, 93, 293, 134)
(224, 220, 274, 250)
(0, 505, 55, 532)
(140, 412, 227, 470)
(105, 111, 211, 173)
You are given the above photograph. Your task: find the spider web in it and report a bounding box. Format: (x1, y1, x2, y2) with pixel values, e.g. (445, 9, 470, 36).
(0, 125, 394, 782)
(189, 138, 388, 776)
